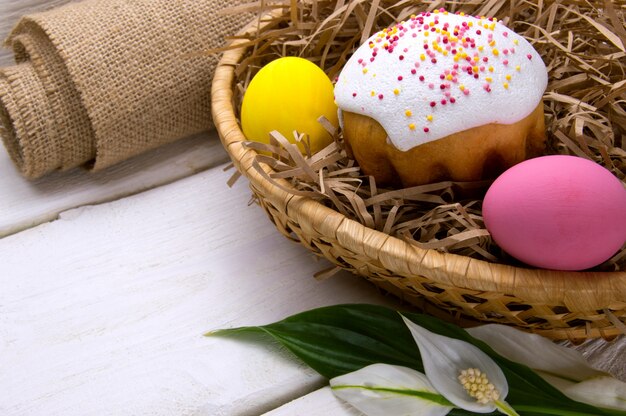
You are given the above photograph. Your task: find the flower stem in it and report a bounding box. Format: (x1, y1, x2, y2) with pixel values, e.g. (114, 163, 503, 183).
(495, 400, 521, 416)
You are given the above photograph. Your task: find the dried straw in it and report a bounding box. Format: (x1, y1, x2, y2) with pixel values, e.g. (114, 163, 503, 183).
(222, 0, 626, 271)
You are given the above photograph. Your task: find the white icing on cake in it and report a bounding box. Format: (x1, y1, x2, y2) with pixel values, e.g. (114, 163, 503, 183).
(334, 10, 548, 152)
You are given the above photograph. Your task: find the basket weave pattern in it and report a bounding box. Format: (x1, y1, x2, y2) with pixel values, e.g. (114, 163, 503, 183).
(212, 17, 626, 343)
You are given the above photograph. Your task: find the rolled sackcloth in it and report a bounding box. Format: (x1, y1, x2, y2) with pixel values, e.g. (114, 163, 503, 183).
(0, 0, 249, 179)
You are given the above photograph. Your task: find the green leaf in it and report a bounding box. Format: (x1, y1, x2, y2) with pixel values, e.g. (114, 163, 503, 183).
(209, 304, 625, 416)
(212, 304, 424, 378)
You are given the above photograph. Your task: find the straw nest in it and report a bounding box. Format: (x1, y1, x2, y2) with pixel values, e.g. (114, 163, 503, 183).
(211, 0, 626, 342)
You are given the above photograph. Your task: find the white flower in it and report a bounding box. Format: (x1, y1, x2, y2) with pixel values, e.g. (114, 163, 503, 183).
(468, 324, 626, 411)
(330, 363, 454, 416)
(540, 373, 626, 411)
(401, 315, 519, 415)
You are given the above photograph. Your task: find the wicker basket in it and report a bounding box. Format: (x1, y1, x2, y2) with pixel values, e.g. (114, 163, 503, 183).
(211, 9, 626, 342)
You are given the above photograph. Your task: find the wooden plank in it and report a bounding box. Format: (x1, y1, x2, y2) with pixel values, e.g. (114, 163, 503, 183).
(572, 336, 626, 382)
(0, 131, 230, 238)
(264, 387, 359, 416)
(0, 166, 395, 416)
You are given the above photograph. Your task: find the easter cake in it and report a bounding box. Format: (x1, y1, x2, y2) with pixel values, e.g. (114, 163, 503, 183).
(334, 10, 548, 187)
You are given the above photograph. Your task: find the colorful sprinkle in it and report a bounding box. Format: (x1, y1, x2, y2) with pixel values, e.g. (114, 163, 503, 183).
(336, 10, 545, 145)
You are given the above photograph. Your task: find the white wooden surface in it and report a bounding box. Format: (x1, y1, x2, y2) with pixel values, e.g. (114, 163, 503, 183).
(266, 383, 614, 416)
(0, 159, 396, 416)
(0, 131, 229, 238)
(0, 2, 624, 415)
(264, 387, 359, 416)
(0, 148, 623, 416)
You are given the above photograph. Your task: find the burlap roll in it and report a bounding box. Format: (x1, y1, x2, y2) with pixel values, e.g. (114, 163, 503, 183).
(0, 0, 248, 179)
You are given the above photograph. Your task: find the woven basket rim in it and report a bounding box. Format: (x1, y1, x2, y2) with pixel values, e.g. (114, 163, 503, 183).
(211, 15, 626, 316)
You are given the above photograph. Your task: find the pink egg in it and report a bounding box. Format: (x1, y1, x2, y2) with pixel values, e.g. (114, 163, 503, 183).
(483, 155, 626, 271)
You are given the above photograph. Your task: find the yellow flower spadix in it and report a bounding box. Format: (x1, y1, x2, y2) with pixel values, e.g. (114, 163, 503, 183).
(241, 57, 338, 154)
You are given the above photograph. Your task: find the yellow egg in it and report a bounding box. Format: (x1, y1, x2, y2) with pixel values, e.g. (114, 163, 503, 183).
(241, 57, 338, 154)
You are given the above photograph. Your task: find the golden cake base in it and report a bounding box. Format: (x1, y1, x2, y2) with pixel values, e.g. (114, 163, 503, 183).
(342, 103, 546, 187)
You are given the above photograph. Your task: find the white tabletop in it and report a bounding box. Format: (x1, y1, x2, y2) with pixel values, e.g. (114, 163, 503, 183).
(0, 129, 623, 416)
(0, 2, 624, 415)
(0, 130, 397, 415)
